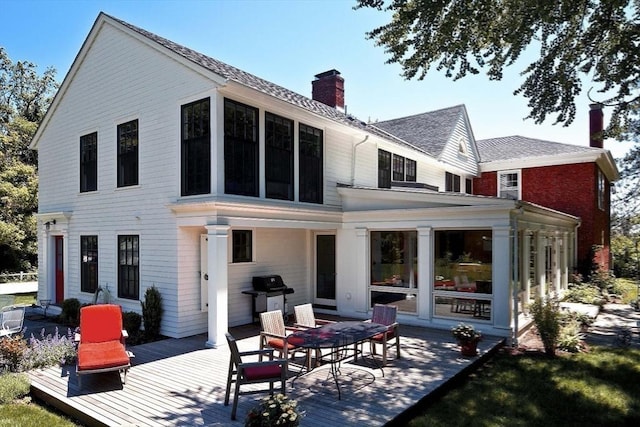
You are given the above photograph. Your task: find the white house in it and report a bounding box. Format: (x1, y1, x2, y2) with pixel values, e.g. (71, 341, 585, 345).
(31, 13, 584, 346)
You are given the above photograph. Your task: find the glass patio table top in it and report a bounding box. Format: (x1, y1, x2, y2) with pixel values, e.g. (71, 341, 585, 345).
(286, 321, 388, 349)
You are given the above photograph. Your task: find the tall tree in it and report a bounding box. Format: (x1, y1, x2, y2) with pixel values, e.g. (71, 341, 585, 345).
(0, 47, 57, 272)
(355, 0, 640, 137)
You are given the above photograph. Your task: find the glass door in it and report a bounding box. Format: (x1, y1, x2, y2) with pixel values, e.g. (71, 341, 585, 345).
(314, 234, 336, 307)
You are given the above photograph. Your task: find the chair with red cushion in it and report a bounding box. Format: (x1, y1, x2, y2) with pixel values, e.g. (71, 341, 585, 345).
(224, 332, 288, 420)
(368, 304, 401, 366)
(76, 304, 131, 389)
(259, 310, 307, 363)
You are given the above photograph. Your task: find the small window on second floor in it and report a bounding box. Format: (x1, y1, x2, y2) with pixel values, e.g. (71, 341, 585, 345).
(299, 123, 323, 204)
(265, 112, 294, 200)
(498, 170, 520, 200)
(392, 154, 405, 181)
(445, 172, 461, 192)
(181, 98, 210, 196)
(378, 149, 391, 188)
(80, 132, 97, 192)
(406, 159, 417, 182)
(117, 119, 139, 187)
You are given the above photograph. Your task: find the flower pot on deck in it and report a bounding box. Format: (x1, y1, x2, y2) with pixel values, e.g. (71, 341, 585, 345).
(458, 338, 479, 357)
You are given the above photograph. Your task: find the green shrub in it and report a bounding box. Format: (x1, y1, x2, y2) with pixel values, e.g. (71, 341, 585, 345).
(0, 336, 28, 372)
(0, 373, 30, 404)
(589, 269, 617, 293)
(557, 320, 584, 353)
(559, 310, 594, 330)
(59, 298, 81, 326)
(529, 296, 560, 357)
(141, 285, 163, 340)
(21, 327, 77, 370)
(564, 283, 605, 306)
(122, 311, 142, 335)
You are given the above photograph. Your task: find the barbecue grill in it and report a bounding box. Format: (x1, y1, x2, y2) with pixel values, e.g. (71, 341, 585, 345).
(242, 275, 294, 323)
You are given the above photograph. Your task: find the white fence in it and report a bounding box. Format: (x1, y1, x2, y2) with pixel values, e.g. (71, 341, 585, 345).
(0, 271, 38, 284)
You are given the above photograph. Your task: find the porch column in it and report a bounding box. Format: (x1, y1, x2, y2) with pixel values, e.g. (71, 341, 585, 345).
(553, 233, 561, 294)
(536, 232, 546, 297)
(492, 226, 511, 329)
(354, 228, 369, 313)
(205, 224, 230, 348)
(520, 232, 531, 310)
(417, 226, 432, 319)
(561, 232, 569, 289)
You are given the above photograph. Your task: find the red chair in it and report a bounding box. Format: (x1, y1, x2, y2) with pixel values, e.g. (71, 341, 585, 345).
(76, 304, 131, 389)
(368, 304, 401, 366)
(224, 332, 288, 420)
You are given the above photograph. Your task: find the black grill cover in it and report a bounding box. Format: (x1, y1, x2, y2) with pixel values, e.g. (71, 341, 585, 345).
(252, 275, 286, 292)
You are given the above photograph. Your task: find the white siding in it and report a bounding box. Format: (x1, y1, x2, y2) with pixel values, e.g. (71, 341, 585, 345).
(37, 22, 218, 337)
(439, 116, 479, 176)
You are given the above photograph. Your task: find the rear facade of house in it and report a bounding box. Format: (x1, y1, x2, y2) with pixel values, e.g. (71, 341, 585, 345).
(31, 13, 616, 346)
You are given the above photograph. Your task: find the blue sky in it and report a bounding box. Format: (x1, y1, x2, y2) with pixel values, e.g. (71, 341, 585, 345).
(2, 0, 632, 158)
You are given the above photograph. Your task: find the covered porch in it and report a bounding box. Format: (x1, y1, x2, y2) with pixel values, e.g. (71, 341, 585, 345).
(27, 321, 504, 426)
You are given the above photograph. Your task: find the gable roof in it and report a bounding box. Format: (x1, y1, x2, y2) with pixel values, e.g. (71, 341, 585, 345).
(476, 135, 600, 163)
(372, 105, 467, 157)
(477, 135, 620, 181)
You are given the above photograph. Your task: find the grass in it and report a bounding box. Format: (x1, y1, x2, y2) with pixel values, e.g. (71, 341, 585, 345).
(401, 346, 640, 427)
(14, 292, 37, 306)
(0, 402, 78, 426)
(615, 278, 639, 304)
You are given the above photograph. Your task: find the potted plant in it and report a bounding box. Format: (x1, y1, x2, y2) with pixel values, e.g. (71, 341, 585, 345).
(452, 323, 482, 356)
(245, 393, 302, 427)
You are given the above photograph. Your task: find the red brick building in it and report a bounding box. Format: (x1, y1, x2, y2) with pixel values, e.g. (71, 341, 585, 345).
(473, 105, 619, 275)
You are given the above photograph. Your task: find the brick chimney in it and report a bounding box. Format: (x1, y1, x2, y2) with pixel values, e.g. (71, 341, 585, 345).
(312, 70, 344, 110)
(589, 103, 604, 148)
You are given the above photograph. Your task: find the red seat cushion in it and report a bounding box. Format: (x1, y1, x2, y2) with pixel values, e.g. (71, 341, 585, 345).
(78, 341, 130, 371)
(267, 338, 296, 350)
(244, 364, 283, 380)
(372, 329, 396, 342)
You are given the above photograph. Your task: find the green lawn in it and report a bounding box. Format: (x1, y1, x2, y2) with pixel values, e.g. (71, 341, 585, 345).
(0, 403, 78, 426)
(400, 346, 640, 426)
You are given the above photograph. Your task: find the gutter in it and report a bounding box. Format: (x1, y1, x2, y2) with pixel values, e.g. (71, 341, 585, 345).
(351, 135, 370, 186)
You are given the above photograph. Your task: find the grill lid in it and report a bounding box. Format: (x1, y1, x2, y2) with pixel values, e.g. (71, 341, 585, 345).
(252, 275, 286, 291)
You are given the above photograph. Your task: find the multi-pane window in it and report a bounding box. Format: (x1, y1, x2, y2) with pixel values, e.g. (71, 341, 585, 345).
(406, 159, 417, 182)
(392, 155, 405, 181)
(265, 112, 294, 200)
(117, 119, 139, 187)
(299, 124, 323, 204)
(445, 172, 461, 192)
(118, 235, 139, 300)
(232, 230, 253, 263)
(498, 170, 520, 200)
(224, 99, 258, 196)
(80, 235, 98, 293)
(181, 98, 210, 196)
(378, 149, 392, 188)
(80, 132, 97, 192)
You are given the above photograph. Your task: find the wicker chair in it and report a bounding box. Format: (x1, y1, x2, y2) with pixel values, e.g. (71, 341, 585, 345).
(368, 304, 401, 366)
(224, 332, 288, 420)
(259, 310, 308, 364)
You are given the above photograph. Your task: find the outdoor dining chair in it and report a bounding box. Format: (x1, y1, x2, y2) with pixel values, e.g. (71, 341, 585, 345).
(368, 304, 401, 366)
(0, 305, 25, 337)
(224, 332, 288, 420)
(293, 303, 334, 328)
(259, 310, 309, 365)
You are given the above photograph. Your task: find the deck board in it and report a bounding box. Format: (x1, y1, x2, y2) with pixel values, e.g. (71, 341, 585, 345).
(27, 324, 503, 426)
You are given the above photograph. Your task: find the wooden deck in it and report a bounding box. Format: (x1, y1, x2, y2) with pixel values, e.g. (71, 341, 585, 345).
(27, 324, 504, 426)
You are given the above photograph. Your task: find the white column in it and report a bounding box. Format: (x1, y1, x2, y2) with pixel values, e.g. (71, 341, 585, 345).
(521, 232, 531, 310)
(553, 233, 561, 294)
(536, 232, 546, 297)
(205, 224, 230, 348)
(492, 226, 511, 329)
(417, 227, 432, 319)
(354, 228, 369, 314)
(561, 232, 569, 289)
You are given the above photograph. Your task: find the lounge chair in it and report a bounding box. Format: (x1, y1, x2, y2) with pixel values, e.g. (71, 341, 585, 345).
(0, 305, 25, 337)
(76, 304, 131, 389)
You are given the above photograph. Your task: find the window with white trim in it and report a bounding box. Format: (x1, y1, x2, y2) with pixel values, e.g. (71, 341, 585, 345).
(498, 170, 520, 200)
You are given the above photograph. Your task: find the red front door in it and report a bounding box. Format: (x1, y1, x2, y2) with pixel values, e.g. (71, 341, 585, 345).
(55, 236, 64, 303)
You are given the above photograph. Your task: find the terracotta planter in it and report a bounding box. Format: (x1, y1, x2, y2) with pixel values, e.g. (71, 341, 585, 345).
(458, 338, 480, 356)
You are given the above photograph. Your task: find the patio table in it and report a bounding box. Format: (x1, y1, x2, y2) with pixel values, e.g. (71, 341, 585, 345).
(286, 320, 387, 399)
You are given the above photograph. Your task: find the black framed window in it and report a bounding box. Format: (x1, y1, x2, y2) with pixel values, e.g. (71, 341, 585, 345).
(299, 123, 323, 203)
(378, 149, 391, 188)
(466, 178, 472, 194)
(406, 159, 416, 182)
(117, 119, 138, 187)
(181, 98, 210, 196)
(265, 112, 294, 200)
(232, 230, 253, 263)
(393, 155, 405, 181)
(118, 235, 139, 300)
(445, 172, 460, 192)
(80, 132, 97, 192)
(80, 235, 98, 293)
(224, 99, 258, 196)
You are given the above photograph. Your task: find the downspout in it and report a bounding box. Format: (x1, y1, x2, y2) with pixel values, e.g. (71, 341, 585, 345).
(351, 135, 370, 186)
(511, 204, 524, 347)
